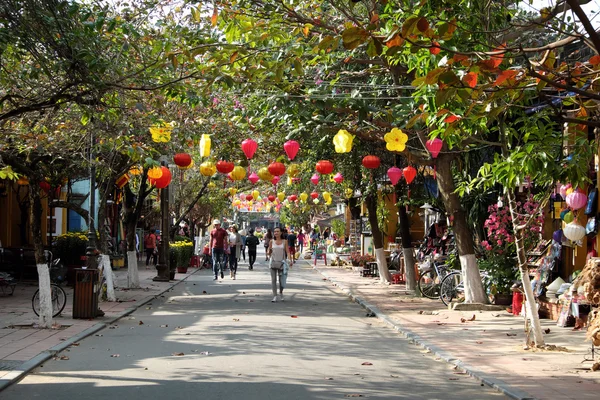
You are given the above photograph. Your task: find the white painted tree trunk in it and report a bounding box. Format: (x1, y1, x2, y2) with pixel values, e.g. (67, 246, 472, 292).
(36, 263, 53, 328)
(99, 255, 116, 302)
(460, 254, 489, 303)
(127, 250, 140, 288)
(403, 247, 417, 291)
(375, 247, 391, 284)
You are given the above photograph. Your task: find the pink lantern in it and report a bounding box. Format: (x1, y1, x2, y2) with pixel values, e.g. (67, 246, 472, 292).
(241, 139, 258, 160)
(271, 176, 280, 185)
(311, 174, 320, 185)
(333, 173, 344, 184)
(566, 189, 587, 210)
(559, 184, 572, 199)
(283, 140, 300, 161)
(248, 172, 260, 184)
(292, 177, 301, 183)
(387, 167, 403, 186)
(403, 166, 417, 184)
(425, 138, 443, 159)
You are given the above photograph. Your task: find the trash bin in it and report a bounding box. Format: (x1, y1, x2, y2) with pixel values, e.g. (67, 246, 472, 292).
(73, 268, 99, 319)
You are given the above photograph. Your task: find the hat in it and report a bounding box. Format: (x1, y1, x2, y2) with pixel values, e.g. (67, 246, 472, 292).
(213, 219, 221, 225)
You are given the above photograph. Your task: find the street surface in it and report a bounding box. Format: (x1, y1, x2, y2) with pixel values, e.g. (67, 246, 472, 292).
(2, 251, 504, 399)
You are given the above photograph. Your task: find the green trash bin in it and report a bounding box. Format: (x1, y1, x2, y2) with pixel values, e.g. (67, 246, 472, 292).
(73, 268, 99, 319)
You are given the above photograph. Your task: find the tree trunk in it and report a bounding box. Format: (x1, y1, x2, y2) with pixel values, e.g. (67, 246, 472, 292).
(365, 194, 391, 283)
(99, 254, 116, 302)
(397, 200, 417, 291)
(436, 154, 488, 303)
(123, 171, 151, 288)
(29, 180, 53, 327)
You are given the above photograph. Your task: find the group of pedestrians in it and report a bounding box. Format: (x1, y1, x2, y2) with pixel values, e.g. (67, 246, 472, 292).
(209, 220, 262, 280)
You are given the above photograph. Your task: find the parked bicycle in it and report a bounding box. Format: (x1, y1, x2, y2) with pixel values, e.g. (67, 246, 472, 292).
(32, 251, 67, 317)
(418, 254, 453, 299)
(439, 269, 491, 306)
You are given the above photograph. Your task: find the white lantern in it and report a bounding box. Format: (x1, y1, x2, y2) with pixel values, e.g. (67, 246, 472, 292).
(563, 222, 586, 242)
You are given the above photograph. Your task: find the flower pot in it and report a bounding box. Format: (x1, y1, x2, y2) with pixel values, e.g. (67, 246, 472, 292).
(176, 266, 188, 273)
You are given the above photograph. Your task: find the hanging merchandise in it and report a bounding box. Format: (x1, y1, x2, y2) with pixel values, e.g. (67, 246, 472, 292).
(241, 139, 258, 160)
(384, 128, 408, 152)
(149, 166, 172, 189)
(284, 140, 300, 160)
(333, 129, 354, 153)
(563, 221, 586, 242)
(300, 192, 308, 202)
(566, 189, 587, 210)
(563, 211, 575, 223)
(116, 174, 130, 188)
(199, 134, 211, 157)
(248, 172, 260, 184)
(148, 166, 163, 180)
(216, 160, 234, 174)
(268, 162, 286, 176)
(315, 160, 334, 175)
(258, 167, 274, 181)
(311, 173, 320, 185)
(387, 167, 403, 186)
(173, 153, 193, 169)
(271, 176, 280, 185)
(333, 173, 344, 184)
(311, 192, 319, 199)
(362, 155, 381, 169)
(425, 138, 443, 179)
(200, 161, 217, 177)
(287, 163, 300, 177)
(229, 166, 246, 181)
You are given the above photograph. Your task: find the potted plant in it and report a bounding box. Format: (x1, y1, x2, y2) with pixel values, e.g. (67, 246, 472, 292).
(171, 240, 194, 273)
(53, 232, 88, 284)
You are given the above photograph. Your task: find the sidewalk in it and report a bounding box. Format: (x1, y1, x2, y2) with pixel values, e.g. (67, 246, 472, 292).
(309, 262, 600, 400)
(0, 262, 198, 385)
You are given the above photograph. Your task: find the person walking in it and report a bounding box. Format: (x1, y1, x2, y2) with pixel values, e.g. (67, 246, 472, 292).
(144, 229, 158, 269)
(287, 228, 298, 266)
(263, 229, 273, 261)
(297, 230, 306, 254)
(240, 229, 247, 262)
(210, 220, 228, 280)
(245, 229, 259, 270)
(228, 225, 242, 279)
(267, 227, 287, 302)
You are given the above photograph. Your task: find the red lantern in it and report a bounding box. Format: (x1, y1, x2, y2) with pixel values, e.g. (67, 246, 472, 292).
(425, 138, 443, 159)
(315, 160, 334, 175)
(403, 166, 417, 184)
(288, 194, 298, 202)
(311, 174, 319, 185)
(39, 181, 51, 193)
(241, 139, 258, 160)
(284, 140, 300, 161)
(333, 173, 344, 184)
(149, 166, 172, 189)
(216, 160, 234, 174)
(248, 172, 260, 184)
(246, 194, 254, 201)
(311, 192, 319, 199)
(268, 195, 276, 202)
(271, 176, 280, 185)
(362, 155, 381, 169)
(268, 162, 286, 176)
(173, 153, 192, 168)
(387, 167, 403, 186)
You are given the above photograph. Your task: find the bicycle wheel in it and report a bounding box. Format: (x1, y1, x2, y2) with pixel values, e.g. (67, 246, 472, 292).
(440, 272, 464, 306)
(32, 284, 67, 317)
(418, 269, 441, 299)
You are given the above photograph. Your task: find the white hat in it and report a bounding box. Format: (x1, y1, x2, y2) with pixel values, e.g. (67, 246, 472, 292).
(213, 219, 221, 225)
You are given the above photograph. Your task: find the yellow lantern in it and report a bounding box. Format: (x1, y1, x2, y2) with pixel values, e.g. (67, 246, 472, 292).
(149, 124, 172, 143)
(200, 161, 217, 177)
(323, 191, 332, 202)
(229, 166, 246, 181)
(326, 198, 332, 205)
(287, 176, 293, 186)
(234, 199, 241, 206)
(345, 188, 354, 198)
(208, 182, 217, 189)
(277, 192, 285, 202)
(148, 167, 163, 180)
(230, 188, 238, 196)
(129, 166, 142, 176)
(288, 164, 300, 177)
(300, 192, 308, 203)
(252, 190, 260, 200)
(333, 129, 354, 153)
(258, 167, 274, 181)
(199, 134, 211, 157)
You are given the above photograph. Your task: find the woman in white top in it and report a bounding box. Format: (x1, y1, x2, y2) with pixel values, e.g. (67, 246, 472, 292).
(268, 227, 287, 302)
(228, 226, 242, 279)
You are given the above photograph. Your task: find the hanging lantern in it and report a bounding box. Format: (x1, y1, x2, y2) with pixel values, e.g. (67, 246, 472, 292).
(316, 160, 334, 175)
(300, 192, 308, 202)
(288, 164, 300, 177)
(387, 167, 403, 186)
(271, 176, 280, 185)
(314, 198, 320, 204)
(258, 167, 274, 181)
(129, 166, 142, 176)
(333, 173, 344, 184)
(17, 177, 29, 185)
(229, 166, 246, 181)
(199, 134, 211, 157)
(563, 211, 575, 223)
(245, 194, 254, 201)
(345, 188, 354, 198)
(268, 195, 276, 202)
(200, 161, 217, 177)
(216, 160, 234, 174)
(323, 191, 331, 201)
(563, 221, 586, 242)
(241, 139, 258, 160)
(384, 128, 409, 152)
(426, 138, 443, 158)
(362, 155, 381, 169)
(229, 188, 238, 197)
(403, 166, 417, 184)
(559, 184, 572, 199)
(284, 140, 300, 160)
(566, 189, 587, 210)
(333, 129, 354, 153)
(39, 181, 51, 193)
(311, 191, 319, 199)
(287, 176, 293, 186)
(149, 166, 172, 189)
(148, 166, 163, 180)
(289, 194, 298, 202)
(248, 172, 260, 184)
(252, 190, 260, 200)
(268, 162, 286, 176)
(149, 124, 172, 143)
(173, 153, 193, 169)
(277, 192, 285, 202)
(234, 199, 241, 206)
(116, 174, 130, 188)
(311, 173, 320, 185)
(178, 160, 194, 171)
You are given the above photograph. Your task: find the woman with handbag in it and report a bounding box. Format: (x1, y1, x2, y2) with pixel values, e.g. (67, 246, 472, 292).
(268, 227, 288, 302)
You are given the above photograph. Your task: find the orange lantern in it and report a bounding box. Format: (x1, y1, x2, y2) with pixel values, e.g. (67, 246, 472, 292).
(149, 166, 172, 189)
(148, 167, 163, 180)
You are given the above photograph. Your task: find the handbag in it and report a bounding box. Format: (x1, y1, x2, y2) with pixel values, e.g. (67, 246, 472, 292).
(585, 188, 598, 216)
(269, 259, 283, 269)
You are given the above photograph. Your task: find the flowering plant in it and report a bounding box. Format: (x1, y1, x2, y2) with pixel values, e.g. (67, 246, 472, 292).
(349, 253, 376, 266)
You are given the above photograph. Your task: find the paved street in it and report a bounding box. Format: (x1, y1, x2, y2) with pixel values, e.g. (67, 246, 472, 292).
(2, 253, 503, 399)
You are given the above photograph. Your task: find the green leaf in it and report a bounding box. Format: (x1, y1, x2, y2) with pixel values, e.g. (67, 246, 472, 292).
(342, 27, 368, 50)
(293, 58, 304, 76)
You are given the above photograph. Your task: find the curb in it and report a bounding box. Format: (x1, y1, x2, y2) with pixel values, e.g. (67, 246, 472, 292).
(313, 266, 537, 400)
(0, 269, 202, 393)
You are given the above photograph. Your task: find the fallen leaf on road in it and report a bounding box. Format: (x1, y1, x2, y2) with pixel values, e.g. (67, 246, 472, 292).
(160, 325, 168, 328)
(95, 334, 103, 337)
(324, 377, 333, 380)
(248, 300, 254, 303)
(291, 315, 298, 318)
(175, 326, 183, 330)
(491, 313, 500, 317)
(467, 314, 476, 321)
(233, 318, 240, 321)
(390, 374, 399, 378)
(139, 321, 144, 325)
(60, 356, 69, 360)
(361, 362, 373, 366)
(200, 351, 210, 355)
(544, 328, 551, 334)
(437, 323, 446, 326)
(111, 354, 120, 358)
(522, 358, 532, 361)
(202, 291, 208, 294)
(345, 395, 363, 398)
(172, 352, 185, 356)
(420, 350, 431, 354)
(475, 341, 483, 344)
(506, 333, 517, 337)
(449, 377, 459, 381)
(71, 343, 80, 346)
(242, 292, 246, 294)
(109, 325, 117, 329)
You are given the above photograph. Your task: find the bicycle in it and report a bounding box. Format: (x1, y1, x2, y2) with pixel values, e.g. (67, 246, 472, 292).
(418, 254, 452, 299)
(439, 269, 491, 306)
(32, 251, 67, 317)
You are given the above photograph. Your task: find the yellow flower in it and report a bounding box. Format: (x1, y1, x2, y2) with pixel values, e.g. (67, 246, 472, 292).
(384, 128, 408, 152)
(333, 129, 354, 153)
